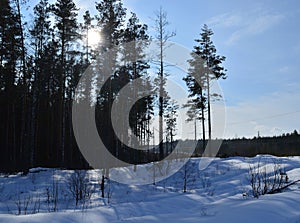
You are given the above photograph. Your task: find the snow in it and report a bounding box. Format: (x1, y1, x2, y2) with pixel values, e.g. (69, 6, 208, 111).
(0, 155, 300, 223)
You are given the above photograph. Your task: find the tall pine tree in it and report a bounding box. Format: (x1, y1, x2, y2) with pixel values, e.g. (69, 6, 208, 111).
(184, 24, 226, 156)
(53, 0, 79, 166)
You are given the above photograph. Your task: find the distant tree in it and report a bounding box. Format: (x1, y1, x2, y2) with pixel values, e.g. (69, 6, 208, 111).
(164, 100, 179, 154)
(292, 130, 299, 136)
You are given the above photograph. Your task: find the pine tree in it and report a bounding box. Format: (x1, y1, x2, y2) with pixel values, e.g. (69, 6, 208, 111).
(184, 24, 226, 156)
(29, 0, 52, 168)
(120, 12, 153, 164)
(95, 0, 126, 49)
(197, 24, 226, 142)
(30, 0, 51, 58)
(164, 100, 179, 154)
(52, 0, 79, 166)
(94, 0, 127, 177)
(183, 50, 207, 152)
(30, 0, 60, 166)
(81, 10, 93, 64)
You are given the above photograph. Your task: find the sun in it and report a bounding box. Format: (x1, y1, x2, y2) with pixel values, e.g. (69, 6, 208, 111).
(87, 29, 101, 47)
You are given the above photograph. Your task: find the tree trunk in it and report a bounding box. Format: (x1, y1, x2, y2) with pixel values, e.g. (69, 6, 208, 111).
(200, 89, 206, 153)
(206, 74, 212, 156)
(159, 22, 164, 160)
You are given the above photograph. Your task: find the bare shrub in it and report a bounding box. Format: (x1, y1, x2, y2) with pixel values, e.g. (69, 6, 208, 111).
(13, 194, 40, 215)
(180, 160, 196, 193)
(46, 176, 59, 212)
(67, 170, 93, 207)
(248, 160, 288, 198)
(106, 177, 113, 204)
(98, 174, 113, 204)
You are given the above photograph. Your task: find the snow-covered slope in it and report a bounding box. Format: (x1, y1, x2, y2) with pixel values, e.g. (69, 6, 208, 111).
(0, 155, 300, 223)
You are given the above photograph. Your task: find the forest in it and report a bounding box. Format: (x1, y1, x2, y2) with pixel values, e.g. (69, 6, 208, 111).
(0, 0, 230, 173)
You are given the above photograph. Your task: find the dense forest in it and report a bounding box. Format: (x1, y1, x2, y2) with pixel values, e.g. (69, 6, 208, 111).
(0, 0, 148, 172)
(0, 0, 229, 173)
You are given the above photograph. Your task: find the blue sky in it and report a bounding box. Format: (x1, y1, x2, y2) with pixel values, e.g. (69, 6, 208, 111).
(27, 0, 300, 139)
(100, 0, 300, 138)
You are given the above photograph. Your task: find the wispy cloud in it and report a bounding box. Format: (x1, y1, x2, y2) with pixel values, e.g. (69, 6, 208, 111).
(207, 9, 284, 45)
(207, 13, 242, 28)
(227, 14, 284, 45)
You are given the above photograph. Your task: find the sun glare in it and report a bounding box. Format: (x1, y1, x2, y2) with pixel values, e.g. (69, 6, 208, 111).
(87, 29, 101, 47)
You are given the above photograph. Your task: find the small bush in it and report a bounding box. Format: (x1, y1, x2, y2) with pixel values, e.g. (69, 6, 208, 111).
(248, 161, 288, 198)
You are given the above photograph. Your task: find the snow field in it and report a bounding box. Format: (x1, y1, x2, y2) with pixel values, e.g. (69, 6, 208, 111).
(0, 155, 300, 222)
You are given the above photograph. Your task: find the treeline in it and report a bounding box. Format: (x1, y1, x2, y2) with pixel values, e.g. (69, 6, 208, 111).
(187, 130, 300, 158)
(0, 0, 227, 173)
(154, 130, 300, 159)
(177, 130, 300, 158)
(218, 131, 300, 157)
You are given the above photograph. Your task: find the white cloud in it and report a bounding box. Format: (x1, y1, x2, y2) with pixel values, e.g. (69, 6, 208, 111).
(207, 9, 284, 45)
(227, 13, 284, 45)
(207, 13, 241, 28)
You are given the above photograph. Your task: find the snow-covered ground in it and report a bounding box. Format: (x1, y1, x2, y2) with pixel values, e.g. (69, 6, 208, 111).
(0, 155, 300, 223)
